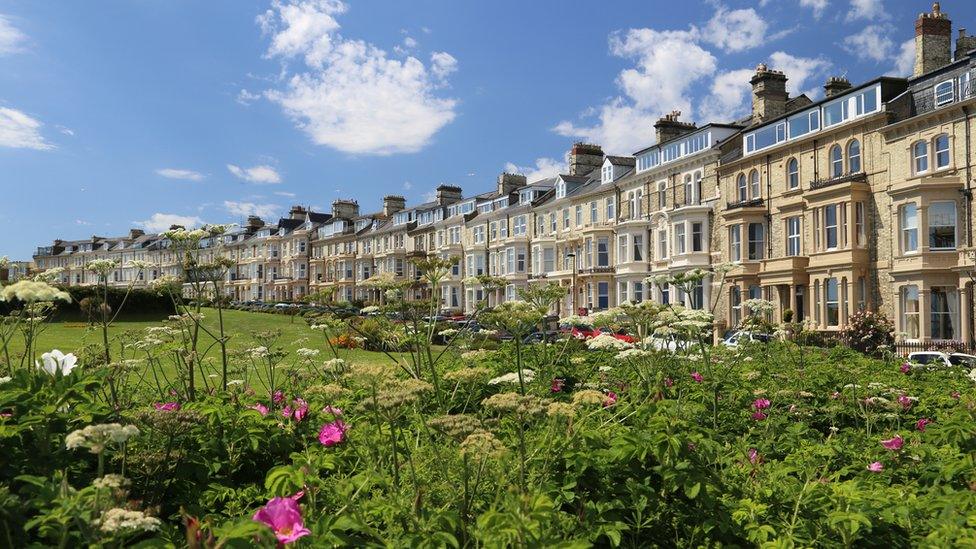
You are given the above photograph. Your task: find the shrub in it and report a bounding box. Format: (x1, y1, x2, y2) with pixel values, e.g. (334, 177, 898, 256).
(841, 309, 895, 357)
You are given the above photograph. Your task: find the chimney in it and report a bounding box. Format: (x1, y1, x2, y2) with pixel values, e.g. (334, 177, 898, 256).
(168, 225, 185, 231)
(824, 76, 852, 98)
(496, 172, 527, 196)
(246, 215, 265, 229)
(654, 110, 697, 144)
(956, 27, 976, 60)
(436, 184, 463, 205)
(915, 3, 952, 77)
(383, 195, 406, 216)
(128, 228, 145, 239)
(568, 142, 603, 176)
(751, 63, 789, 123)
(331, 199, 359, 219)
(289, 205, 307, 220)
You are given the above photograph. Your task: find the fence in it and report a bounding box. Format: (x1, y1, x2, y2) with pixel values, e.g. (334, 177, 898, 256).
(893, 340, 976, 356)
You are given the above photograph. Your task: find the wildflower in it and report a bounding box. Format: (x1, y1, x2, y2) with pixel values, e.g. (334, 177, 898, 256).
(482, 393, 547, 416)
(296, 348, 320, 359)
(322, 405, 342, 417)
(444, 367, 491, 384)
(153, 402, 180, 412)
(250, 403, 269, 416)
(916, 418, 932, 431)
(586, 333, 633, 351)
(460, 430, 507, 458)
(664, 377, 674, 388)
(951, 391, 960, 399)
(36, 349, 78, 376)
(752, 398, 771, 411)
(318, 420, 348, 446)
(0, 280, 71, 303)
(227, 379, 244, 386)
(488, 369, 536, 385)
(92, 474, 129, 490)
(65, 423, 139, 454)
(880, 434, 904, 451)
(752, 411, 767, 421)
(273, 390, 285, 403)
(550, 378, 565, 393)
(691, 371, 703, 383)
(616, 348, 653, 360)
(897, 394, 914, 410)
(571, 390, 607, 407)
(0, 376, 10, 385)
(98, 508, 161, 533)
(900, 362, 911, 374)
(546, 402, 575, 419)
(603, 391, 618, 407)
(748, 448, 759, 465)
(252, 496, 311, 545)
(867, 461, 884, 472)
(282, 398, 309, 422)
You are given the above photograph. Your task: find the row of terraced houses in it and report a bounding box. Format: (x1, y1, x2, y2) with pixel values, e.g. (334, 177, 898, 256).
(26, 4, 976, 344)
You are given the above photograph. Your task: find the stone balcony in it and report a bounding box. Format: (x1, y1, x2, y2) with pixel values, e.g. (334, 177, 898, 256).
(759, 256, 810, 285)
(892, 249, 961, 275)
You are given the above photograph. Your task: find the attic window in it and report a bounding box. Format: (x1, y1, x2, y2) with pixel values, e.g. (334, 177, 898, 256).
(602, 165, 612, 183)
(935, 80, 954, 107)
(555, 182, 566, 199)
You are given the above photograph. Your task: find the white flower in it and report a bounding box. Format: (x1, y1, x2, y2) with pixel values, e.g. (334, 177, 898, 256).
(968, 368, 976, 384)
(32, 267, 65, 283)
(296, 348, 320, 358)
(227, 379, 244, 386)
(0, 280, 71, 303)
(37, 349, 78, 376)
(438, 328, 459, 337)
(248, 346, 269, 358)
(586, 334, 633, 351)
(360, 305, 381, 314)
(92, 474, 129, 490)
(488, 369, 536, 385)
(86, 259, 119, 277)
(66, 424, 140, 454)
(0, 376, 11, 384)
(97, 508, 161, 533)
(615, 348, 652, 361)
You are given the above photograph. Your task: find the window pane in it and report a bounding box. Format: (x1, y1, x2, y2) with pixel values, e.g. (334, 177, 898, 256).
(935, 134, 950, 168)
(929, 201, 956, 249)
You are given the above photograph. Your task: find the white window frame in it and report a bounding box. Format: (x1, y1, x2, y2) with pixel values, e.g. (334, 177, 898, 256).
(935, 80, 954, 107)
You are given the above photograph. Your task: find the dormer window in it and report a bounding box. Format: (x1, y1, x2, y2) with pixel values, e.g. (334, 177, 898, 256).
(602, 164, 612, 183)
(935, 80, 954, 107)
(555, 181, 566, 199)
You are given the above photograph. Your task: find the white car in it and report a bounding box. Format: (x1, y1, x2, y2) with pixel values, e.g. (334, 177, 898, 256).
(907, 351, 976, 368)
(722, 331, 774, 348)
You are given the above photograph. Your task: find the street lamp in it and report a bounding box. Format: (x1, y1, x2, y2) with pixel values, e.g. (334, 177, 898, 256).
(566, 252, 577, 314)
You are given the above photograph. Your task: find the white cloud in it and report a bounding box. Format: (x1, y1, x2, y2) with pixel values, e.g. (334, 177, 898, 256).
(258, 0, 458, 155)
(842, 25, 894, 63)
(699, 68, 756, 123)
(0, 107, 53, 150)
(75, 219, 91, 226)
(227, 164, 282, 184)
(224, 201, 280, 219)
(800, 0, 829, 19)
(890, 39, 915, 77)
(0, 14, 26, 56)
(847, 0, 887, 21)
(274, 190, 297, 198)
(504, 157, 566, 182)
(237, 89, 262, 106)
(402, 181, 413, 190)
(156, 168, 205, 182)
(137, 213, 204, 232)
(702, 7, 768, 53)
(769, 51, 832, 99)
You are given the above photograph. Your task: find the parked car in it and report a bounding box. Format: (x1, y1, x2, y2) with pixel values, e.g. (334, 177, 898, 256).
(907, 351, 976, 368)
(646, 334, 692, 352)
(722, 331, 774, 348)
(523, 330, 560, 344)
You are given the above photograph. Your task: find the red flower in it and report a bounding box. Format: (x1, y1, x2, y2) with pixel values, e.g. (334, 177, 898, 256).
(603, 391, 618, 407)
(550, 378, 565, 393)
(916, 418, 932, 431)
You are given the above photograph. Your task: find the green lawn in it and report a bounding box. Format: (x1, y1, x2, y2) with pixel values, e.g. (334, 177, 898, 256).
(3, 308, 404, 368)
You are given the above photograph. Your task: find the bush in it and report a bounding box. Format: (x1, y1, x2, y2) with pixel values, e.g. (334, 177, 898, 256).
(841, 310, 895, 357)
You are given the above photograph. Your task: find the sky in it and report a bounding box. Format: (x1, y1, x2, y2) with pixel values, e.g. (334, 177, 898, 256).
(2, 0, 975, 259)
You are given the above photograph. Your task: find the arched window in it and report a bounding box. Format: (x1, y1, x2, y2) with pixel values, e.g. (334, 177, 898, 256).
(847, 139, 861, 173)
(829, 145, 843, 178)
(684, 174, 693, 205)
(787, 158, 799, 189)
(749, 169, 760, 199)
(736, 174, 747, 202)
(935, 134, 950, 169)
(913, 140, 928, 174)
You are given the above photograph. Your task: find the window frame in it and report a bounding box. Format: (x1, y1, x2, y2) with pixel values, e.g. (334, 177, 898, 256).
(913, 140, 929, 174)
(829, 145, 843, 178)
(901, 203, 919, 254)
(847, 139, 861, 173)
(928, 200, 957, 251)
(935, 133, 950, 169)
(787, 157, 799, 189)
(934, 80, 954, 107)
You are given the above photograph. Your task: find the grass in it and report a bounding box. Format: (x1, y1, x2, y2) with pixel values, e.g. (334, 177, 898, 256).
(3, 308, 407, 370)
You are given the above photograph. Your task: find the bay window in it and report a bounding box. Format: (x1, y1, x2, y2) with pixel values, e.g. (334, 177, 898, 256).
(930, 287, 958, 340)
(825, 277, 839, 327)
(902, 285, 919, 339)
(748, 222, 764, 260)
(928, 201, 956, 250)
(633, 234, 644, 262)
(617, 235, 628, 263)
(901, 203, 918, 253)
(597, 237, 609, 267)
(824, 204, 838, 249)
(692, 222, 703, 252)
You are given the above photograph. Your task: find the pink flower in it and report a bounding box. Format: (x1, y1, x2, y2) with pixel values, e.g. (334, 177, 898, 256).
(880, 434, 904, 451)
(867, 461, 884, 472)
(951, 391, 961, 399)
(603, 391, 618, 407)
(900, 362, 911, 374)
(250, 403, 269, 416)
(252, 496, 311, 545)
(831, 391, 841, 400)
(748, 448, 759, 465)
(751, 411, 767, 421)
(897, 394, 913, 410)
(273, 390, 285, 404)
(664, 377, 674, 388)
(153, 402, 180, 412)
(752, 398, 770, 411)
(550, 378, 565, 393)
(281, 405, 293, 419)
(318, 420, 348, 447)
(322, 405, 343, 417)
(691, 371, 703, 383)
(0, 412, 11, 419)
(916, 418, 932, 431)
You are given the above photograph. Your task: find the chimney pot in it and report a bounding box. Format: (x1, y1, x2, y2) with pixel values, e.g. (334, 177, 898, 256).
(654, 111, 697, 144)
(568, 142, 604, 176)
(914, 2, 952, 76)
(750, 65, 789, 123)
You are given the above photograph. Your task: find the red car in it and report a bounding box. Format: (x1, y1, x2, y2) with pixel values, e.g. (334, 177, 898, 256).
(561, 325, 637, 344)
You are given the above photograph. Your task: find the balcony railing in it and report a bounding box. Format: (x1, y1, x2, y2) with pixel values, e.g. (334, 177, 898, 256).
(726, 198, 764, 210)
(580, 266, 615, 274)
(915, 77, 975, 116)
(809, 171, 866, 190)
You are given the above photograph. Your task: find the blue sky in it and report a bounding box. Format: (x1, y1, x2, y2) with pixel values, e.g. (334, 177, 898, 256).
(1, 0, 974, 258)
